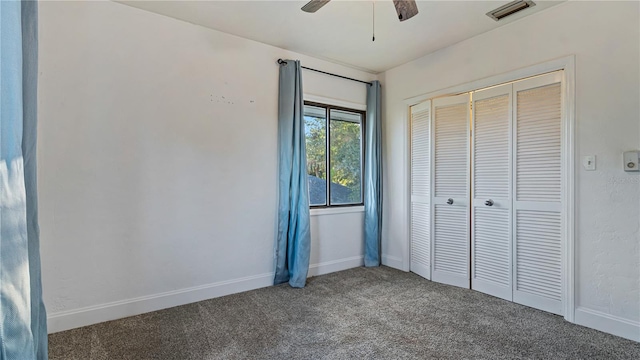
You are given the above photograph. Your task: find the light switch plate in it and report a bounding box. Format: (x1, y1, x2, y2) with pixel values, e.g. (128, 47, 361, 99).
(582, 155, 596, 171)
(623, 151, 639, 172)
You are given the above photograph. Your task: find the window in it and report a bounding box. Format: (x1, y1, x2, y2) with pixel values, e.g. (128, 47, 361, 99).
(304, 102, 364, 207)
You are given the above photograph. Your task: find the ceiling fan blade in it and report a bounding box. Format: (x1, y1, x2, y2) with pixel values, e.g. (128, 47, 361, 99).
(302, 0, 331, 13)
(393, 0, 419, 21)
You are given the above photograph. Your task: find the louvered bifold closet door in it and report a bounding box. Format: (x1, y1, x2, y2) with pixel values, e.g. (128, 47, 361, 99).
(432, 93, 470, 288)
(410, 101, 431, 280)
(512, 72, 564, 315)
(471, 84, 513, 301)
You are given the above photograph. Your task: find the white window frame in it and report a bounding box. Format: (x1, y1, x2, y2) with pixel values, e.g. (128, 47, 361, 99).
(303, 94, 367, 211)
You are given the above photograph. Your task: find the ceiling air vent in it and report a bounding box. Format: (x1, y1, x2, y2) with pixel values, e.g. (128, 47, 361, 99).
(487, 1, 535, 21)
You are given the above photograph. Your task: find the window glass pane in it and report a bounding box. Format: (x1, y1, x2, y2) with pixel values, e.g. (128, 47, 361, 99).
(304, 105, 327, 206)
(329, 109, 362, 205)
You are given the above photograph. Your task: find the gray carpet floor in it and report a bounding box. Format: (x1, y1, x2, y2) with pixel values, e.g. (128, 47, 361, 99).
(49, 266, 640, 359)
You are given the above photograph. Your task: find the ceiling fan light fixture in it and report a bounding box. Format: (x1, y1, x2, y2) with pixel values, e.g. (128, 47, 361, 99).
(486, 0, 535, 21)
(302, 0, 419, 23)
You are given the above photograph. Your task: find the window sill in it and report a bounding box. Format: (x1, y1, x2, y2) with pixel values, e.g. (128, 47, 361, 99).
(310, 206, 365, 217)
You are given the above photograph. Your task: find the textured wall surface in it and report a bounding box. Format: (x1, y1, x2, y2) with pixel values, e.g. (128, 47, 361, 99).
(381, 0, 639, 324)
(38, 0, 374, 331)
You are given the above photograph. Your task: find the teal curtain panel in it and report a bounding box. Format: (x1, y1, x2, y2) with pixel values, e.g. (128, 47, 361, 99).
(364, 81, 382, 267)
(274, 60, 311, 288)
(0, 1, 48, 358)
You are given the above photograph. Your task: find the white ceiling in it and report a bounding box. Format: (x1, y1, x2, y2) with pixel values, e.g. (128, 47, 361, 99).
(118, 0, 565, 73)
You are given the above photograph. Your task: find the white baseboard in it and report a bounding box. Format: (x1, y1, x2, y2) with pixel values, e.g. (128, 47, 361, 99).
(47, 272, 274, 334)
(574, 307, 640, 342)
(48, 256, 365, 334)
(308, 256, 364, 277)
(381, 254, 405, 271)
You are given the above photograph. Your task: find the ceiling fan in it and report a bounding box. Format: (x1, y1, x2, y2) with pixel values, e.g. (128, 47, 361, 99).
(302, 0, 419, 22)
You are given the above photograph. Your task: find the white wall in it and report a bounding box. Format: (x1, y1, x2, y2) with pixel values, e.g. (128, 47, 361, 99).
(38, 0, 375, 333)
(381, 1, 640, 341)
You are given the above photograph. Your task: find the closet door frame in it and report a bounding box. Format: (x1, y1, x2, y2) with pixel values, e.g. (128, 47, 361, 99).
(404, 56, 575, 322)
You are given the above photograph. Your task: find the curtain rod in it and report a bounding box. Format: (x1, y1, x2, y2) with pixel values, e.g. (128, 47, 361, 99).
(277, 59, 372, 86)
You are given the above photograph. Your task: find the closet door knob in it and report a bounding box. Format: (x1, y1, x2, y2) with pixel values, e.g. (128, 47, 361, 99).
(447, 198, 454, 205)
(484, 199, 494, 207)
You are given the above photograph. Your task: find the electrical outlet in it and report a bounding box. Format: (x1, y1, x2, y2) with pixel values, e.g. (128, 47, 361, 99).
(582, 155, 596, 171)
(623, 151, 639, 172)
